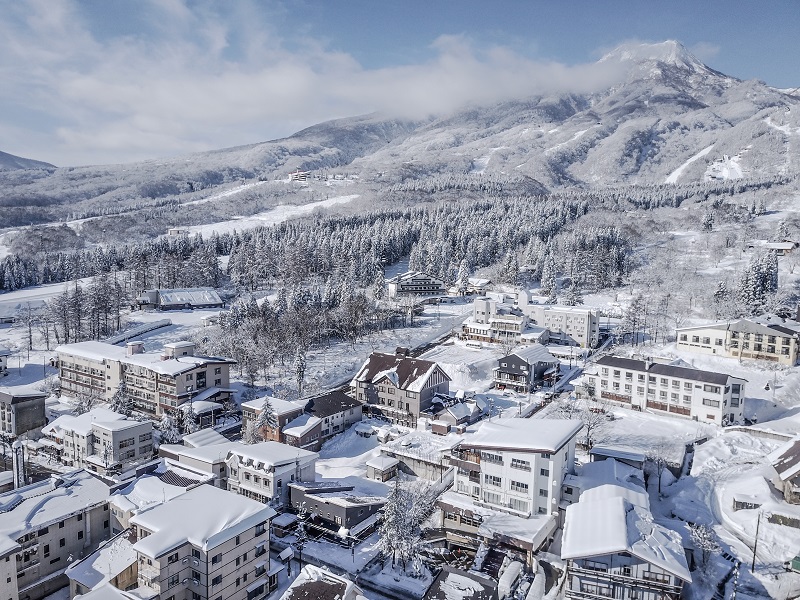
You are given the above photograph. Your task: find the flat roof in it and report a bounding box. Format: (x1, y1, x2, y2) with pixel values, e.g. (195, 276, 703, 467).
(229, 440, 318, 468)
(460, 419, 582, 453)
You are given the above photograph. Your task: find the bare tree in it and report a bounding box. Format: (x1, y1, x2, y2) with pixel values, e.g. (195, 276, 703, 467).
(646, 439, 673, 496)
(689, 523, 720, 567)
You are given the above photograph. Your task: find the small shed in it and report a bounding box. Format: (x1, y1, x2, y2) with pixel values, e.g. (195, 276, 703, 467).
(589, 446, 646, 471)
(430, 420, 452, 436)
(366, 455, 400, 482)
(272, 512, 299, 538)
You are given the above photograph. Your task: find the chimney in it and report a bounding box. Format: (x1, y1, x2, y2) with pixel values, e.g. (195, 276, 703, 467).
(395, 347, 410, 357)
(126, 341, 145, 356)
(645, 357, 653, 371)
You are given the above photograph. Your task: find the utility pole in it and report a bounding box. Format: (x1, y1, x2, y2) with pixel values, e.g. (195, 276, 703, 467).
(751, 510, 762, 573)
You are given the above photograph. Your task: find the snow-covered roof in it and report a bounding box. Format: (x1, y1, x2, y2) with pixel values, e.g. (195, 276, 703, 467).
(0, 347, 11, 357)
(561, 496, 691, 582)
(180, 399, 222, 414)
(92, 419, 149, 433)
(444, 402, 472, 421)
(228, 440, 318, 469)
(65, 532, 136, 589)
(241, 396, 305, 416)
(280, 565, 368, 600)
(131, 484, 275, 558)
(770, 436, 800, 481)
(0, 384, 48, 402)
(506, 344, 559, 366)
(580, 483, 649, 510)
(109, 473, 192, 515)
(283, 413, 322, 438)
(478, 510, 557, 551)
(43, 407, 128, 437)
(596, 355, 740, 385)
(182, 428, 228, 448)
(383, 431, 462, 462)
(56, 340, 128, 362)
(123, 352, 234, 377)
(163, 441, 241, 465)
(0, 470, 111, 557)
(461, 419, 582, 453)
(353, 351, 451, 393)
(589, 446, 646, 464)
(70, 583, 139, 600)
(426, 566, 497, 600)
(366, 455, 399, 470)
(566, 458, 646, 498)
(153, 288, 223, 306)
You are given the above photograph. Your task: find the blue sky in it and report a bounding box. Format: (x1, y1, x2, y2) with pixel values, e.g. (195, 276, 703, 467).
(1, 0, 797, 167)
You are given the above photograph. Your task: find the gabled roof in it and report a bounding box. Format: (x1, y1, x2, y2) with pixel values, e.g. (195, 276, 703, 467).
(241, 396, 305, 416)
(283, 413, 322, 438)
(354, 352, 450, 393)
(595, 355, 739, 385)
(425, 566, 497, 600)
(770, 436, 800, 481)
(677, 318, 799, 337)
(65, 531, 136, 589)
(561, 496, 691, 582)
(304, 390, 363, 418)
(181, 428, 228, 448)
(280, 565, 368, 600)
(505, 344, 559, 366)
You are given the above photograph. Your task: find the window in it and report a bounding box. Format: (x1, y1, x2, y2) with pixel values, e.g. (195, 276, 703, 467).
(212, 575, 222, 586)
(537, 506, 548, 514)
(510, 481, 528, 493)
(539, 489, 548, 497)
(481, 452, 503, 465)
(168, 552, 179, 564)
(119, 437, 135, 448)
(77, 514, 83, 521)
(715, 338, 723, 346)
(168, 574, 180, 588)
(192, 549, 201, 559)
(483, 491, 502, 505)
(212, 553, 222, 564)
(484, 474, 502, 487)
(43, 544, 49, 558)
(77, 531, 83, 540)
(703, 398, 720, 408)
(643, 571, 670, 584)
(215, 367, 221, 375)
(691, 336, 700, 343)
(584, 559, 608, 572)
(540, 467, 550, 477)
(541, 453, 551, 459)
(684, 382, 692, 390)
(60, 538, 65, 547)
(702, 337, 711, 345)
(679, 334, 687, 341)
(509, 497, 528, 512)
(703, 384, 721, 394)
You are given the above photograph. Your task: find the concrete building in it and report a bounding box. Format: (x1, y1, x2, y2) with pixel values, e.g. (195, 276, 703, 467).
(493, 345, 560, 393)
(586, 355, 746, 426)
(241, 397, 304, 444)
(0, 470, 113, 600)
(136, 288, 224, 311)
(0, 386, 47, 439)
(158, 441, 240, 488)
(288, 481, 386, 533)
(516, 291, 600, 348)
(56, 340, 235, 416)
(42, 408, 154, 474)
(226, 441, 318, 505)
(461, 297, 539, 345)
(675, 318, 800, 366)
(352, 348, 451, 427)
(438, 419, 582, 565)
(386, 271, 446, 298)
(131, 484, 278, 600)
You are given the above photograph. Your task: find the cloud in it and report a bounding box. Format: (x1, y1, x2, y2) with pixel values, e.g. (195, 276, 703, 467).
(689, 41, 721, 63)
(0, 1, 626, 166)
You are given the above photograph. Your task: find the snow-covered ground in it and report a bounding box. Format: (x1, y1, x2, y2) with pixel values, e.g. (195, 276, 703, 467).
(664, 144, 714, 184)
(184, 194, 360, 236)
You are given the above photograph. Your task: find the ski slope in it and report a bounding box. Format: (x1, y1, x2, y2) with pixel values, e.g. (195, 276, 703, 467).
(664, 144, 714, 184)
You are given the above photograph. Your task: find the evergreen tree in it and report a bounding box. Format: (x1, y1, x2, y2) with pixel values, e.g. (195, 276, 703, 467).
(294, 349, 307, 398)
(109, 381, 134, 417)
(562, 279, 583, 306)
(159, 412, 181, 444)
(254, 398, 279, 439)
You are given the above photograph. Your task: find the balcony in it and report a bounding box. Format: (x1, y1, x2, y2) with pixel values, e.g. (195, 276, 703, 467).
(138, 567, 161, 592)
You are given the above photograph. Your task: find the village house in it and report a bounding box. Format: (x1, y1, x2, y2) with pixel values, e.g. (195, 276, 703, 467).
(241, 397, 305, 443)
(493, 345, 560, 393)
(282, 413, 323, 451)
(460, 297, 546, 345)
(585, 355, 746, 426)
(226, 441, 318, 505)
(675, 318, 800, 366)
(386, 271, 446, 298)
(380, 430, 462, 481)
(278, 565, 368, 600)
(131, 484, 279, 599)
(304, 390, 364, 442)
(770, 436, 800, 504)
(56, 340, 235, 416)
(0, 470, 113, 600)
(438, 419, 582, 566)
(65, 531, 138, 598)
(561, 487, 691, 600)
(288, 480, 386, 535)
(352, 348, 451, 427)
(0, 386, 47, 439)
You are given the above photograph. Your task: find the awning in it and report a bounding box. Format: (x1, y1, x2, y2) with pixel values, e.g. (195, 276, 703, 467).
(246, 577, 268, 593)
(278, 547, 294, 561)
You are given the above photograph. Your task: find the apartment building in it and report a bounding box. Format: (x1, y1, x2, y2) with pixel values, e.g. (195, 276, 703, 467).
(56, 340, 235, 416)
(493, 345, 560, 393)
(0, 470, 113, 600)
(386, 271, 446, 298)
(461, 297, 539, 345)
(226, 441, 318, 505)
(676, 318, 800, 366)
(586, 355, 746, 425)
(561, 491, 691, 599)
(438, 419, 581, 564)
(42, 408, 154, 473)
(241, 397, 304, 443)
(0, 386, 47, 438)
(352, 348, 451, 427)
(131, 485, 278, 600)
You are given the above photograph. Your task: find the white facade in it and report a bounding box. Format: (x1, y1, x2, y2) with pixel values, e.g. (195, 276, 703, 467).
(226, 441, 318, 505)
(676, 319, 800, 366)
(450, 419, 582, 517)
(587, 356, 746, 426)
(386, 271, 446, 298)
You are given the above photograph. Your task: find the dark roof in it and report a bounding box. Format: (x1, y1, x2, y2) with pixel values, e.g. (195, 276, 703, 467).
(286, 579, 347, 600)
(304, 390, 363, 418)
(772, 438, 800, 480)
(595, 356, 736, 385)
(354, 351, 450, 390)
(157, 469, 201, 488)
(424, 566, 498, 600)
(0, 390, 48, 404)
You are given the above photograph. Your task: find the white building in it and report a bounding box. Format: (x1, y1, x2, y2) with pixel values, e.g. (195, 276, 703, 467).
(586, 355, 746, 426)
(438, 419, 582, 565)
(65, 532, 137, 598)
(461, 297, 543, 345)
(386, 271, 446, 298)
(517, 291, 600, 348)
(226, 441, 318, 505)
(56, 340, 235, 416)
(158, 441, 241, 488)
(0, 470, 113, 600)
(42, 408, 154, 474)
(131, 484, 278, 599)
(675, 318, 800, 366)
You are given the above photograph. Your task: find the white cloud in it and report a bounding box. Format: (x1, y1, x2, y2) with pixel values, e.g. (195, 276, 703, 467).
(0, 1, 626, 166)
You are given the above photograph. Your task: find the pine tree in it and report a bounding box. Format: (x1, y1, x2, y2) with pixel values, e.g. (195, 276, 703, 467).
(294, 349, 306, 399)
(562, 279, 583, 306)
(254, 398, 279, 440)
(540, 253, 557, 298)
(159, 412, 181, 444)
(181, 403, 199, 434)
(109, 381, 134, 416)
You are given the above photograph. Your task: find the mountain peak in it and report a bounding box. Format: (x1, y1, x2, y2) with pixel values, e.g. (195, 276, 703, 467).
(600, 40, 708, 73)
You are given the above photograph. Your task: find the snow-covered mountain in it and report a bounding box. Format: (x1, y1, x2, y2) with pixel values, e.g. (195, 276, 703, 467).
(0, 150, 55, 171)
(1, 40, 798, 222)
